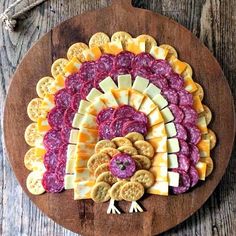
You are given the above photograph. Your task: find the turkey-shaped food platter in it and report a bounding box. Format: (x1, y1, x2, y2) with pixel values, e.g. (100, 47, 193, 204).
(3, 0, 235, 235)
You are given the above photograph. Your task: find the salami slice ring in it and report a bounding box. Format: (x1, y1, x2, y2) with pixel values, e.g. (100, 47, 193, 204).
(42, 171, 64, 193)
(177, 154, 190, 172)
(121, 181, 144, 201)
(91, 181, 111, 203)
(87, 153, 110, 173)
(67, 42, 88, 62)
(51, 58, 68, 78)
(131, 170, 154, 188)
(133, 140, 154, 159)
(96, 171, 118, 185)
(27, 98, 47, 122)
(26, 171, 45, 195)
(89, 32, 110, 50)
(96, 107, 115, 125)
(111, 31, 132, 49)
(36, 76, 55, 98)
(125, 132, 144, 143)
(109, 180, 128, 201)
(95, 140, 116, 153)
(24, 123, 44, 147)
(136, 34, 157, 52)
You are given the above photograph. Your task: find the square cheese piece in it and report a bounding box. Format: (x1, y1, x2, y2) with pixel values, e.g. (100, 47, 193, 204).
(151, 152, 168, 167)
(118, 74, 132, 89)
(129, 89, 145, 110)
(86, 88, 103, 102)
(167, 138, 180, 153)
(144, 83, 161, 99)
(165, 122, 177, 138)
(100, 91, 118, 107)
(147, 181, 168, 196)
(74, 181, 95, 200)
(78, 100, 91, 114)
(112, 89, 129, 105)
(150, 166, 168, 181)
(139, 96, 157, 115)
(147, 107, 164, 126)
(99, 76, 118, 93)
(69, 129, 79, 144)
(168, 154, 178, 168)
(152, 94, 168, 109)
(76, 143, 95, 156)
(64, 174, 75, 189)
(161, 107, 174, 123)
(168, 171, 180, 187)
(150, 46, 168, 60)
(132, 76, 149, 92)
(146, 122, 166, 139)
(148, 137, 167, 152)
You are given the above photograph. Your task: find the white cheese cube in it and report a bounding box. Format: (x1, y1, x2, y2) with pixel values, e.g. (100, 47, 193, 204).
(165, 122, 177, 137)
(168, 171, 180, 187)
(86, 88, 103, 102)
(64, 174, 75, 189)
(144, 83, 161, 99)
(167, 138, 180, 153)
(118, 74, 132, 89)
(168, 154, 178, 168)
(161, 107, 174, 123)
(152, 94, 168, 109)
(99, 76, 118, 93)
(69, 129, 79, 144)
(132, 76, 149, 92)
(78, 100, 91, 114)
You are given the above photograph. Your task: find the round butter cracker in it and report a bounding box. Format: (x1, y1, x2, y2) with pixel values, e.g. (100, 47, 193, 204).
(131, 170, 154, 188)
(111, 31, 132, 49)
(27, 98, 47, 122)
(87, 153, 110, 173)
(110, 180, 127, 201)
(136, 34, 157, 52)
(118, 145, 138, 156)
(132, 155, 151, 170)
(24, 147, 45, 171)
(67, 42, 88, 61)
(159, 44, 178, 58)
(95, 140, 116, 153)
(96, 171, 118, 185)
(94, 163, 110, 177)
(125, 132, 144, 143)
(100, 147, 120, 157)
(121, 181, 144, 201)
(36, 76, 55, 98)
(24, 123, 44, 147)
(91, 181, 111, 203)
(26, 171, 45, 195)
(112, 137, 132, 147)
(51, 58, 68, 78)
(89, 32, 110, 50)
(133, 140, 154, 159)
(194, 83, 204, 101)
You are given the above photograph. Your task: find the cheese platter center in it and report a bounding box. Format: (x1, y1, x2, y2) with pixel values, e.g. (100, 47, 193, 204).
(3, 0, 235, 235)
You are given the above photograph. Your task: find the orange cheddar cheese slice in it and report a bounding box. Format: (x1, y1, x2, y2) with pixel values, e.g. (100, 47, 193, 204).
(86, 99, 106, 116)
(168, 56, 187, 74)
(74, 180, 95, 200)
(150, 166, 168, 181)
(111, 89, 129, 105)
(151, 152, 168, 167)
(76, 143, 95, 156)
(146, 122, 166, 139)
(41, 94, 55, 111)
(37, 118, 51, 133)
(150, 46, 168, 60)
(193, 95, 204, 113)
(197, 139, 210, 157)
(147, 107, 164, 126)
(73, 113, 97, 130)
(196, 116, 208, 134)
(103, 41, 123, 55)
(83, 46, 102, 61)
(100, 91, 118, 107)
(195, 161, 207, 180)
(148, 137, 167, 152)
(63, 56, 81, 75)
(35, 148, 46, 157)
(128, 89, 145, 110)
(75, 168, 94, 181)
(126, 38, 145, 54)
(51, 74, 66, 93)
(147, 181, 169, 196)
(75, 154, 91, 169)
(183, 76, 198, 93)
(78, 128, 98, 143)
(139, 96, 157, 115)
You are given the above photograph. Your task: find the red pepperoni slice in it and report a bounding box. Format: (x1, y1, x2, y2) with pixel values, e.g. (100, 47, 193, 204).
(177, 154, 190, 172)
(43, 129, 62, 151)
(79, 81, 94, 99)
(169, 104, 184, 123)
(148, 74, 169, 90)
(55, 161, 66, 182)
(122, 120, 148, 136)
(151, 59, 172, 76)
(109, 68, 130, 82)
(99, 120, 113, 140)
(63, 107, 76, 128)
(54, 88, 72, 109)
(178, 89, 193, 106)
(188, 165, 199, 187)
(70, 92, 82, 111)
(60, 124, 71, 144)
(184, 123, 201, 144)
(58, 143, 68, 164)
(180, 105, 198, 124)
(189, 144, 200, 165)
(171, 169, 191, 194)
(175, 123, 187, 141)
(65, 72, 84, 95)
(133, 111, 148, 125)
(79, 61, 97, 81)
(48, 107, 65, 130)
(132, 52, 155, 68)
(42, 171, 64, 193)
(162, 88, 179, 104)
(115, 51, 135, 70)
(93, 72, 108, 90)
(179, 139, 190, 156)
(43, 149, 59, 172)
(96, 107, 115, 125)
(96, 54, 114, 73)
(110, 117, 130, 137)
(167, 72, 184, 91)
(130, 66, 152, 80)
(112, 105, 136, 119)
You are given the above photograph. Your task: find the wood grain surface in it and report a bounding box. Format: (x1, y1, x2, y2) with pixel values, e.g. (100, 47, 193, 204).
(0, 0, 235, 235)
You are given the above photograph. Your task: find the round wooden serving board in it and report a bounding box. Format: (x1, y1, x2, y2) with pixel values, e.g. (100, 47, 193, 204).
(3, 0, 235, 235)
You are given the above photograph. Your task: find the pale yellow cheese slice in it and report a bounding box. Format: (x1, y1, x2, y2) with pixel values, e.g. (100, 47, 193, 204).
(78, 100, 91, 114)
(152, 94, 168, 109)
(66, 144, 76, 174)
(73, 113, 97, 130)
(184, 76, 198, 93)
(99, 76, 118, 93)
(74, 180, 95, 200)
(143, 83, 161, 99)
(41, 94, 55, 111)
(86, 88, 103, 102)
(193, 95, 204, 113)
(100, 91, 118, 107)
(147, 107, 164, 126)
(165, 122, 177, 138)
(64, 174, 75, 189)
(139, 96, 157, 115)
(69, 129, 79, 144)
(150, 166, 168, 181)
(151, 152, 168, 167)
(118, 74, 132, 89)
(146, 122, 166, 139)
(64, 57, 81, 76)
(195, 161, 207, 180)
(161, 107, 174, 123)
(167, 138, 180, 153)
(168, 154, 178, 168)
(150, 45, 168, 60)
(168, 171, 180, 187)
(128, 89, 145, 110)
(76, 143, 95, 156)
(147, 181, 168, 196)
(132, 76, 149, 93)
(75, 154, 90, 169)
(112, 89, 129, 105)
(75, 168, 94, 181)
(148, 137, 167, 152)
(86, 98, 107, 116)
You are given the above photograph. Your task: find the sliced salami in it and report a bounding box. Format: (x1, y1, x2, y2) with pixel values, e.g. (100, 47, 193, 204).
(169, 104, 184, 123)
(63, 107, 76, 127)
(70, 92, 82, 111)
(110, 117, 130, 137)
(133, 111, 148, 125)
(171, 169, 191, 194)
(189, 144, 200, 165)
(177, 154, 190, 172)
(96, 54, 114, 73)
(43, 129, 62, 151)
(148, 74, 169, 90)
(151, 59, 172, 76)
(58, 143, 68, 164)
(96, 107, 115, 125)
(55, 161, 66, 182)
(180, 105, 198, 124)
(175, 123, 187, 141)
(112, 105, 136, 119)
(132, 52, 155, 68)
(65, 72, 84, 95)
(188, 165, 199, 187)
(178, 89, 193, 106)
(79, 61, 97, 81)
(122, 120, 148, 136)
(60, 124, 71, 144)
(115, 51, 135, 70)
(130, 66, 152, 80)
(109, 68, 130, 82)
(184, 123, 201, 145)
(167, 72, 184, 91)
(43, 149, 59, 172)
(178, 139, 190, 156)
(162, 88, 179, 105)
(48, 107, 65, 130)
(79, 81, 94, 99)
(99, 120, 113, 140)
(54, 88, 72, 109)
(42, 171, 64, 193)
(94, 72, 108, 90)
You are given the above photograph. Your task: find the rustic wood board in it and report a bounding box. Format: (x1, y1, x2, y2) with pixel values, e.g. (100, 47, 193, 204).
(3, 0, 235, 235)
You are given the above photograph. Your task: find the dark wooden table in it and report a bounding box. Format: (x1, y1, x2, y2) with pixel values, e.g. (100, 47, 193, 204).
(0, 0, 235, 235)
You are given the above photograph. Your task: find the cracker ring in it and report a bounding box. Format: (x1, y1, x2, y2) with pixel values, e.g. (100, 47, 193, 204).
(24, 147, 44, 171)
(87, 153, 110, 173)
(89, 32, 110, 50)
(95, 140, 116, 153)
(194, 83, 204, 101)
(27, 98, 47, 122)
(111, 31, 132, 49)
(36, 76, 55, 98)
(112, 137, 133, 147)
(67, 42, 88, 61)
(121, 181, 144, 201)
(132, 155, 151, 170)
(133, 140, 154, 159)
(118, 146, 138, 156)
(51, 58, 69, 78)
(200, 105, 212, 125)
(26, 171, 45, 195)
(100, 147, 120, 158)
(159, 44, 178, 58)
(24, 123, 44, 147)
(109, 180, 128, 201)
(136, 34, 157, 52)
(91, 181, 111, 203)
(94, 163, 110, 177)
(208, 129, 217, 149)
(131, 170, 154, 188)
(125, 132, 144, 143)
(96, 171, 118, 185)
